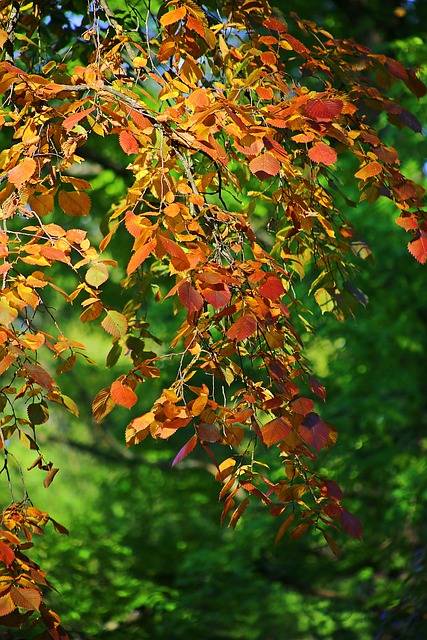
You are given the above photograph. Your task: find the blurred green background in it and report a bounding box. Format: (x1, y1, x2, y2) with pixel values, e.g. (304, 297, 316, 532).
(2, 1, 427, 638)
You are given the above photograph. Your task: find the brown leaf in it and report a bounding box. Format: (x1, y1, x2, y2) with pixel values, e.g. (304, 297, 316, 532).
(92, 386, 115, 423)
(10, 586, 41, 611)
(58, 190, 91, 216)
(43, 467, 59, 488)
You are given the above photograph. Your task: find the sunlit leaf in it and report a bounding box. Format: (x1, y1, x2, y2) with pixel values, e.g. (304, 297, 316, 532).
(408, 231, 427, 264)
(119, 130, 139, 155)
(160, 6, 186, 26)
(110, 380, 138, 409)
(354, 162, 383, 180)
(172, 434, 198, 467)
(85, 263, 109, 287)
(8, 157, 37, 187)
(101, 310, 128, 339)
(308, 142, 337, 165)
(249, 152, 280, 181)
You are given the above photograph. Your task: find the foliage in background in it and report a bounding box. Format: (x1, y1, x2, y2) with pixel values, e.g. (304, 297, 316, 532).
(0, 0, 426, 637)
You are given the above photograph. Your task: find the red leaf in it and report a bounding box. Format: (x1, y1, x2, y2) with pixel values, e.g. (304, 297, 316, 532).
(172, 434, 198, 467)
(408, 231, 427, 264)
(249, 152, 280, 181)
(308, 142, 337, 165)
(178, 281, 203, 313)
(321, 480, 344, 503)
(308, 375, 326, 401)
(110, 380, 137, 409)
(262, 416, 291, 447)
(202, 283, 231, 309)
(119, 130, 139, 155)
(259, 276, 284, 300)
(340, 510, 363, 539)
(395, 214, 418, 230)
(306, 98, 343, 122)
(0, 540, 15, 567)
(227, 313, 257, 341)
(299, 413, 329, 452)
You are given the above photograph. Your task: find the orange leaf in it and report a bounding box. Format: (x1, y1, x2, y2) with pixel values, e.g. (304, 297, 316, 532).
(63, 106, 95, 131)
(159, 236, 190, 271)
(8, 157, 37, 187)
(227, 313, 257, 341)
(58, 190, 91, 216)
(408, 231, 427, 264)
(160, 6, 186, 26)
(126, 412, 155, 446)
(249, 152, 280, 181)
(262, 416, 291, 446)
(119, 130, 139, 155)
(354, 162, 383, 180)
(172, 434, 198, 467)
(308, 142, 337, 165)
(178, 281, 203, 312)
(127, 238, 157, 275)
(111, 380, 137, 409)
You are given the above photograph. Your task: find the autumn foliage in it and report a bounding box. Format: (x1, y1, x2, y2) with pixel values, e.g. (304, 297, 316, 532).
(0, 0, 426, 633)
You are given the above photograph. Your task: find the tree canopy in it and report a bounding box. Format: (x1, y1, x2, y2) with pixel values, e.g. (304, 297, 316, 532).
(0, 0, 426, 637)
